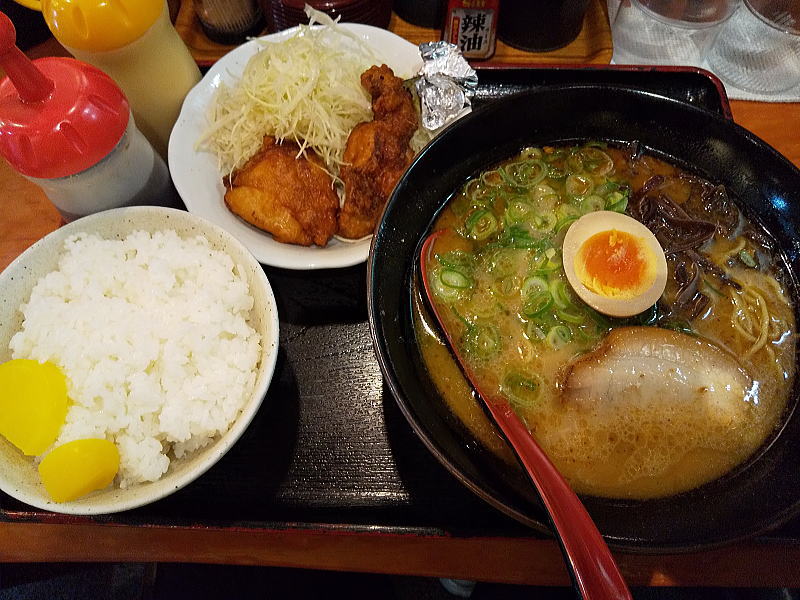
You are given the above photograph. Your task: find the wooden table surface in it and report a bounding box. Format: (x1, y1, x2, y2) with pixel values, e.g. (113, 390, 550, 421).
(3, 13, 800, 589)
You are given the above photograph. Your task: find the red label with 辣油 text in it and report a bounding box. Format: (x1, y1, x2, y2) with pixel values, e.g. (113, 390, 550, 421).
(443, 0, 499, 60)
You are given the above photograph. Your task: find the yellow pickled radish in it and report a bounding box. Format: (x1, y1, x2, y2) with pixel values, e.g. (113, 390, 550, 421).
(38, 439, 120, 503)
(0, 359, 68, 456)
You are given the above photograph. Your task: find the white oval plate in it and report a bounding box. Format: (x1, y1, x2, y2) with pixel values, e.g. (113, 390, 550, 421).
(169, 24, 422, 270)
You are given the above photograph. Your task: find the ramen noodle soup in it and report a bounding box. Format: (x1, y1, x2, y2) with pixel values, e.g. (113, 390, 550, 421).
(417, 143, 795, 499)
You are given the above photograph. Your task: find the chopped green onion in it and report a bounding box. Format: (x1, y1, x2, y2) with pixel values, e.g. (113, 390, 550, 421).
(437, 250, 475, 271)
(440, 268, 472, 289)
(566, 152, 584, 173)
(430, 268, 463, 302)
(492, 276, 518, 298)
(501, 159, 547, 187)
(481, 169, 504, 187)
(521, 276, 549, 298)
(520, 147, 543, 160)
(605, 190, 629, 214)
(607, 198, 628, 213)
(464, 324, 501, 359)
(467, 293, 501, 319)
(529, 251, 547, 271)
(594, 181, 620, 196)
(539, 193, 561, 208)
(549, 279, 573, 309)
(522, 291, 554, 318)
(502, 372, 541, 407)
(555, 216, 578, 233)
(580, 194, 605, 214)
(546, 325, 573, 349)
(574, 322, 599, 342)
(465, 209, 498, 240)
(449, 306, 471, 329)
(532, 183, 557, 200)
(739, 249, 757, 268)
(580, 147, 614, 176)
(557, 307, 585, 324)
(474, 186, 500, 208)
(463, 180, 499, 209)
(498, 224, 543, 249)
(566, 174, 594, 197)
(557, 203, 581, 220)
(532, 210, 557, 232)
(526, 321, 548, 341)
(487, 249, 519, 275)
(505, 199, 534, 223)
(462, 179, 483, 202)
(547, 164, 567, 180)
(534, 250, 562, 275)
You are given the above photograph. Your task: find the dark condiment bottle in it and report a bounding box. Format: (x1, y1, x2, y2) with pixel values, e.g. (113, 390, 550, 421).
(394, 0, 447, 29)
(497, 0, 590, 52)
(442, 0, 499, 60)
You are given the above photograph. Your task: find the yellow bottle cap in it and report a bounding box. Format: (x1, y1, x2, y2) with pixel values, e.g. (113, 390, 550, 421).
(41, 0, 163, 52)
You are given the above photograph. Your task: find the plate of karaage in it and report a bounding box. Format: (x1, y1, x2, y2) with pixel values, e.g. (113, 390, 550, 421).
(169, 22, 423, 270)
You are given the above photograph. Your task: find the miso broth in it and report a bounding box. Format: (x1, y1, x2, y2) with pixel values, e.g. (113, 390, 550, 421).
(417, 143, 795, 499)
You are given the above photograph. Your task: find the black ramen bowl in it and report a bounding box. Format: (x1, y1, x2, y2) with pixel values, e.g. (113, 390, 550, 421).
(367, 85, 800, 553)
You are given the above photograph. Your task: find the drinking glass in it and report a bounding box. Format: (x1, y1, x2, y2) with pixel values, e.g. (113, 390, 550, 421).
(707, 0, 800, 93)
(612, 0, 740, 66)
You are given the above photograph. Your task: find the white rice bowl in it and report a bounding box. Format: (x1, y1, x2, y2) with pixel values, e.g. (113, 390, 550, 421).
(0, 207, 279, 514)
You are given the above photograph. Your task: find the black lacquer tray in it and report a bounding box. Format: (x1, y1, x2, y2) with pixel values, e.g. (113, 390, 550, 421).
(3, 67, 797, 547)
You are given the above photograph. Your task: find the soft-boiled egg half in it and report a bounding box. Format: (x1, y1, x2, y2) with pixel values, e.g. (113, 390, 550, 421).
(562, 211, 667, 317)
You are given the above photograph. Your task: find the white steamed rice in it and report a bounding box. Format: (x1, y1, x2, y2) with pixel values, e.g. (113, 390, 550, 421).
(9, 230, 262, 488)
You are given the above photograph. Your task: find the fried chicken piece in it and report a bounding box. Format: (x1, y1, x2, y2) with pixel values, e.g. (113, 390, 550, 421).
(224, 137, 339, 247)
(338, 64, 418, 239)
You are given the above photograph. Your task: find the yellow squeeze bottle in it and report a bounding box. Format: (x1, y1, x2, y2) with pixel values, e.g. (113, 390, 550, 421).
(41, 0, 201, 159)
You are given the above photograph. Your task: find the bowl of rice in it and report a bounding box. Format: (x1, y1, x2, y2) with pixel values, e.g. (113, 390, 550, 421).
(0, 206, 279, 514)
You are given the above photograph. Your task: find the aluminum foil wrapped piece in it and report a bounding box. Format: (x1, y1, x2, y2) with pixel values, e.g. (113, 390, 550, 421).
(415, 41, 478, 131)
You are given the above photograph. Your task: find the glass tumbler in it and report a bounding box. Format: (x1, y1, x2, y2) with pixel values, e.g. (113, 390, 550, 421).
(707, 0, 800, 94)
(612, 0, 740, 67)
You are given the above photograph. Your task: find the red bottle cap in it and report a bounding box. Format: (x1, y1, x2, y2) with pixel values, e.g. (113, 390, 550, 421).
(0, 11, 129, 179)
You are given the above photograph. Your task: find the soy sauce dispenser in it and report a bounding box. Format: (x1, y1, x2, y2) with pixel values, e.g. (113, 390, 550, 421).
(0, 12, 175, 222)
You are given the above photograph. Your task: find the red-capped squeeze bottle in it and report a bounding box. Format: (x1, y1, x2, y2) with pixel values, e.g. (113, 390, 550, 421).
(0, 12, 175, 222)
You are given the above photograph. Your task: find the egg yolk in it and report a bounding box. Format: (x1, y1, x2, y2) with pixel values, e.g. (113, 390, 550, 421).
(0, 359, 68, 456)
(38, 439, 120, 503)
(574, 229, 656, 299)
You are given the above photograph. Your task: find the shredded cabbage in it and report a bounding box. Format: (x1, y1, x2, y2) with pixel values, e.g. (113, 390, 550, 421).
(198, 8, 383, 178)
